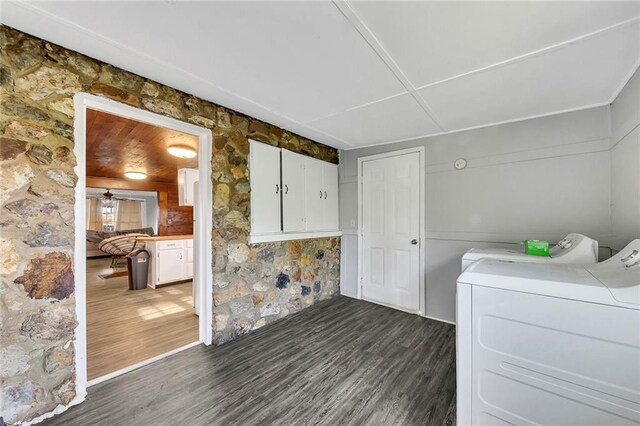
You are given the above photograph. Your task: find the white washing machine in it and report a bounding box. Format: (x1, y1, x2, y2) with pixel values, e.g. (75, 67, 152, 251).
(461, 233, 599, 272)
(456, 239, 640, 425)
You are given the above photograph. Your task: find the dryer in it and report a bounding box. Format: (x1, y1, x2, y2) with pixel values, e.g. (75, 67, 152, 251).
(461, 232, 599, 271)
(456, 239, 640, 425)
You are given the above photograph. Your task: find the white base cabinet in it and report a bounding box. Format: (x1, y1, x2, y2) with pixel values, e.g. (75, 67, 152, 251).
(144, 237, 194, 288)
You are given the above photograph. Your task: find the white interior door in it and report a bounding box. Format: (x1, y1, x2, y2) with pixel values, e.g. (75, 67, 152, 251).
(304, 157, 324, 231)
(361, 152, 420, 312)
(282, 149, 306, 232)
(249, 140, 281, 234)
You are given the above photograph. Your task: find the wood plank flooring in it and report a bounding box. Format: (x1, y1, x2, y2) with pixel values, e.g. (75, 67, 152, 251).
(47, 296, 456, 425)
(86, 258, 199, 380)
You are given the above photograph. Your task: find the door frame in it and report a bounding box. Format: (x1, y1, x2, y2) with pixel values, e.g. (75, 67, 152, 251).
(357, 146, 426, 316)
(72, 93, 213, 402)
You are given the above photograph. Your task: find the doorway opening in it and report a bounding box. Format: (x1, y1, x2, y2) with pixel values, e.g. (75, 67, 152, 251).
(357, 147, 426, 315)
(72, 94, 213, 400)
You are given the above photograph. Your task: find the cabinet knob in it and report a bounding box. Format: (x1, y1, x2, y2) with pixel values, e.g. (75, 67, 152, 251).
(411, 239, 418, 245)
(324, 191, 327, 199)
(285, 184, 289, 194)
(320, 190, 323, 199)
(275, 184, 280, 194)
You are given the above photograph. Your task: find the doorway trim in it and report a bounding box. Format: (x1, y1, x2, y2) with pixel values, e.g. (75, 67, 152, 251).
(356, 146, 426, 316)
(72, 93, 213, 402)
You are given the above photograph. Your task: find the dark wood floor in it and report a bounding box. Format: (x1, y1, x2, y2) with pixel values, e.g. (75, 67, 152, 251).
(44, 296, 456, 426)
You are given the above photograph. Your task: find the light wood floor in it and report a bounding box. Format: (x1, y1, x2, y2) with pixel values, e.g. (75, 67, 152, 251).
(87, 257, 199, 380)
(47, 296, 456, 425)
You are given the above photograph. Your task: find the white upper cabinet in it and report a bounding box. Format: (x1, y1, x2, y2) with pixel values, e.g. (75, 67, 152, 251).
(322, 162, 339, 231)
(304, 156, 324, 231)
(248, 140, 341, 243)
(178, 168, 199, 206)
(249, 140, 282, 235)
(282, 149, 306, 232)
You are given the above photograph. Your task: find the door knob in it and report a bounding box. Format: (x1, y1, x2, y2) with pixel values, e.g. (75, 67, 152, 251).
(411, 239, 418, 245)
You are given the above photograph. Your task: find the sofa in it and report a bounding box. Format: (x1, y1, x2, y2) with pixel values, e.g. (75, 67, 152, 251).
(86, 227, 155, 257)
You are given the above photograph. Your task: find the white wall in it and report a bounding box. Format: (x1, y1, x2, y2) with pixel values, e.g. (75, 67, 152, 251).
(339, 106, 612, 322)
(610, 67, 640, 250)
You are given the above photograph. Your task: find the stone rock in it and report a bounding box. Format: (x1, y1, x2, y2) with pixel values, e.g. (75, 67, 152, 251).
(227, 243, 250, 263)
(252, 282, 270, 292)
(301, 285, 312, 296)
(44, 345, 73, 374)
(1, 381, 49, 425)
(256, 245, 275, 263)
(260, 303, 281, 317)
(0, 345, 30, 378)
(0, 238, 20, 275)
(98, 65, 143, 92)
(25, 144, 53, 165)
(276, 272, 290, 289)
(142, 98, 183, 119)
(231, 114, 250, 133)
(67, 53, 100, 79)
(4, 121, 50, 140)
(223, 210, 249, 230)
(234, 179, 250, 194)
(14, 252, 74, 299)
(315, 249, 325, 260)
(1, 163, 34, 204)
(44, 168, 76, 187)
(56, 379, 75, 405)
(24, 222, 70, 247)
(141, 81, 160, 97)
(188, 115, 215, 128)
(53, 146, 76, 167)
(213, 184, 230, 210)
(253, 318, 266, 330)
(217, 109, 232, 128)
(1, 96, 50, 122)
(0, 137, 27, 161)
(48, 98, 74, 117)
(213, 282, 249, 306)
(15, 65, 81, 100)
(0, 65, 11, 87)
(313, 281, 321, 293)
(20, 304, 77, 340)
(300, 255, 313, 267)
(90, 83, 140, 107)
(54, 121, 73, 139)
(229, 299, 252, 315)
(5, 198, 59, 218)
(214, 312, 229, 330)
(287, 241, 302, 260)
(252, 294, 264, 306)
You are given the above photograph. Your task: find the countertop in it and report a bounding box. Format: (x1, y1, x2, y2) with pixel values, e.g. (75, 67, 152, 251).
(136, 235, 193, 242)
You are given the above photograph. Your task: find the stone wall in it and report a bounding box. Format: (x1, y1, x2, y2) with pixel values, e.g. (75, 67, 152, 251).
(0, 25, 340, 424)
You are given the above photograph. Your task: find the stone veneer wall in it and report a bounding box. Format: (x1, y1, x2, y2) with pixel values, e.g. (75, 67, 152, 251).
(0, 25, 340, 424)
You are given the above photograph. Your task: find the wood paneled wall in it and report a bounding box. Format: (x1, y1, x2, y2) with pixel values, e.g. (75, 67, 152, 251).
(86, 176, 193, 236)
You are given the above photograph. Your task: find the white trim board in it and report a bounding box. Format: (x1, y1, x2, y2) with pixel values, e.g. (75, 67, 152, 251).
(356, 146, 427, 317)
(70, 93, 214, 414)
(248, 231, 342, 244)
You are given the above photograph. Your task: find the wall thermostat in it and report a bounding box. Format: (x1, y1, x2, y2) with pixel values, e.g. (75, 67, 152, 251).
(454, 158, 467, 170)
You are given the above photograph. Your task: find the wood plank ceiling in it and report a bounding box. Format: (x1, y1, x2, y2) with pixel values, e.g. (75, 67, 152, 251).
(85, 108, 198, 183)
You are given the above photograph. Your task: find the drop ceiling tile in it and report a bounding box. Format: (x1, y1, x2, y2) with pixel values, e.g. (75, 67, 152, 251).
(350, 1, 640, 88)
(10, 1, 405, 123)
(418, 21, 640, 131)
(285, 124, 353, 150)
(307, 93, 441, 147)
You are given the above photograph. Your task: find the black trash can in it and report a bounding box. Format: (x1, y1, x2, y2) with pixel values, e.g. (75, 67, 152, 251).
(126, 249, 150, 290)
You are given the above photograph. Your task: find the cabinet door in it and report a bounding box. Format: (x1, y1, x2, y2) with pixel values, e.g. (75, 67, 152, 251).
(304, 157, 324, 231)
(178, 168, 199, 206)
(249, 140, 282, 234)
(157, 249, 185, 284)
(282, 149, 306, 232)
(322, 162, 339, 231)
